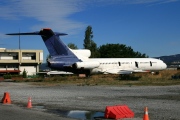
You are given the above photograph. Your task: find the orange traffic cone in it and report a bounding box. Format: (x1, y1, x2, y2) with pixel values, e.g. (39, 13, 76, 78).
(143, 107, 149, 120)
(1, 92, 11, 104)
(27, 97, 32, 108)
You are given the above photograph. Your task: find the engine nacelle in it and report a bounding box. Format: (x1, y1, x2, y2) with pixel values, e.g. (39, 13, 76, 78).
(74, 61, 100, 69)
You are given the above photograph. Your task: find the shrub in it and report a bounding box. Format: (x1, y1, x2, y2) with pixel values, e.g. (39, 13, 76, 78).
(22, 69, 27, 78)
(4, 74, 12, 79)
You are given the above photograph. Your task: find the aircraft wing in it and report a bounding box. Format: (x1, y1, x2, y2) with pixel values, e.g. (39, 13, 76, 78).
(133, 70, 150, 72)
(104, 68, 134, 74)
(104, 68, 151, 74)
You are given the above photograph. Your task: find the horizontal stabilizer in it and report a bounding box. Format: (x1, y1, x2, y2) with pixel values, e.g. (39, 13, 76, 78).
(6, 31, 40, 35)
(6, 29, 67, 36)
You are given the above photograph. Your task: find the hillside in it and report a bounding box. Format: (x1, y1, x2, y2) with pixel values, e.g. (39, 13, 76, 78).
(155, 54, 180, 67)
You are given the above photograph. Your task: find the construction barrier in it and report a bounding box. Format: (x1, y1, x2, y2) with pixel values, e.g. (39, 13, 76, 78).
(1, 92, 11, 104)
(104, 105, 134, 119)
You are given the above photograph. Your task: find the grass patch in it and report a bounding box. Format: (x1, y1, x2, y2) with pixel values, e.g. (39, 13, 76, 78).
(13, 70, 180, 86)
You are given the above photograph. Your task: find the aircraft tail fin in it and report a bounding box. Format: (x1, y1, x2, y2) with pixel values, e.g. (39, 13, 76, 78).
(6, 28, 77, 57)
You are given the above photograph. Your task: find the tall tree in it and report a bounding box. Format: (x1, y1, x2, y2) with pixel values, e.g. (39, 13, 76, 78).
(83, 26, 99, 58)
(83, 26, 93, 49)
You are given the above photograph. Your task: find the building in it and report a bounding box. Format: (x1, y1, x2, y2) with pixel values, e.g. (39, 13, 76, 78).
(0, 48, 43, 76)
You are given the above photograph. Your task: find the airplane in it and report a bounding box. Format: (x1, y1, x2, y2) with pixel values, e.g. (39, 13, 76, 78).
(6, 28, 167, 77)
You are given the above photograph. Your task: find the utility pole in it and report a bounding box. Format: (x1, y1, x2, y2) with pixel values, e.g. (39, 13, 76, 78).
(19, 29, 21, 49)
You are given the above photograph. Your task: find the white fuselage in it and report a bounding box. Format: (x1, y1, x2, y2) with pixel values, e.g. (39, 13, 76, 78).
(86, 58, 167, 74)
(72, 49, 167, 74)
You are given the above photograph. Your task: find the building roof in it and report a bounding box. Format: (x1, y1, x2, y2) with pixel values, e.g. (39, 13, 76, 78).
(0, 70, 21, 73)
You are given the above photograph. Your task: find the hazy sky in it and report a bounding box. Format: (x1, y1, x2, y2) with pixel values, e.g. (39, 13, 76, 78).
(0, 0, 180, 61)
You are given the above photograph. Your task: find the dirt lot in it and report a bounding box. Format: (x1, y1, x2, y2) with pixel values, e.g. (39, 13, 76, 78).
(0, 82, 179, 120)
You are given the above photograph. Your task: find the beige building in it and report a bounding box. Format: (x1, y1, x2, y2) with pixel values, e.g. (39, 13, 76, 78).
(0, 48, 43, 76)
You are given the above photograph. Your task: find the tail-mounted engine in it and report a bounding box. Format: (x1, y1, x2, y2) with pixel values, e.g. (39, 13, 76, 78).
(46, 58, 51, 67)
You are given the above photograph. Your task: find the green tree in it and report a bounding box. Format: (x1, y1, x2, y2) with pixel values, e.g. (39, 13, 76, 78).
(83, 26, 93, 49)
(83, 26, 99, 58)
(98, 43, 148, 58)
(22, 69, 27, 78)
(68, 43, 78, 49)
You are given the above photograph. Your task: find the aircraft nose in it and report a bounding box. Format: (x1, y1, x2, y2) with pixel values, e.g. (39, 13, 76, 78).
(162, 62, 167, 69)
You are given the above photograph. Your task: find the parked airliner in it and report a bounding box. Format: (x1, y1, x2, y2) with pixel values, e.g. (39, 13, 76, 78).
(6, 28, 167, 76)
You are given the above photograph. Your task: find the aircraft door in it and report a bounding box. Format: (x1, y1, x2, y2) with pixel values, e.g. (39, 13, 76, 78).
(150, 61, 157, 70)
(119, 62, 131, 69)
(150, 61, 152, 67)
(135, 61, 138, 68)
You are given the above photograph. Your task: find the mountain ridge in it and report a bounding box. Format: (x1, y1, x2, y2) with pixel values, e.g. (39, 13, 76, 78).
(155, 54, 180, 65)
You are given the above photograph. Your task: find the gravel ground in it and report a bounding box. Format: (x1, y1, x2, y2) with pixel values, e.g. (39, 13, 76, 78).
(0, 82, 180, 120)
